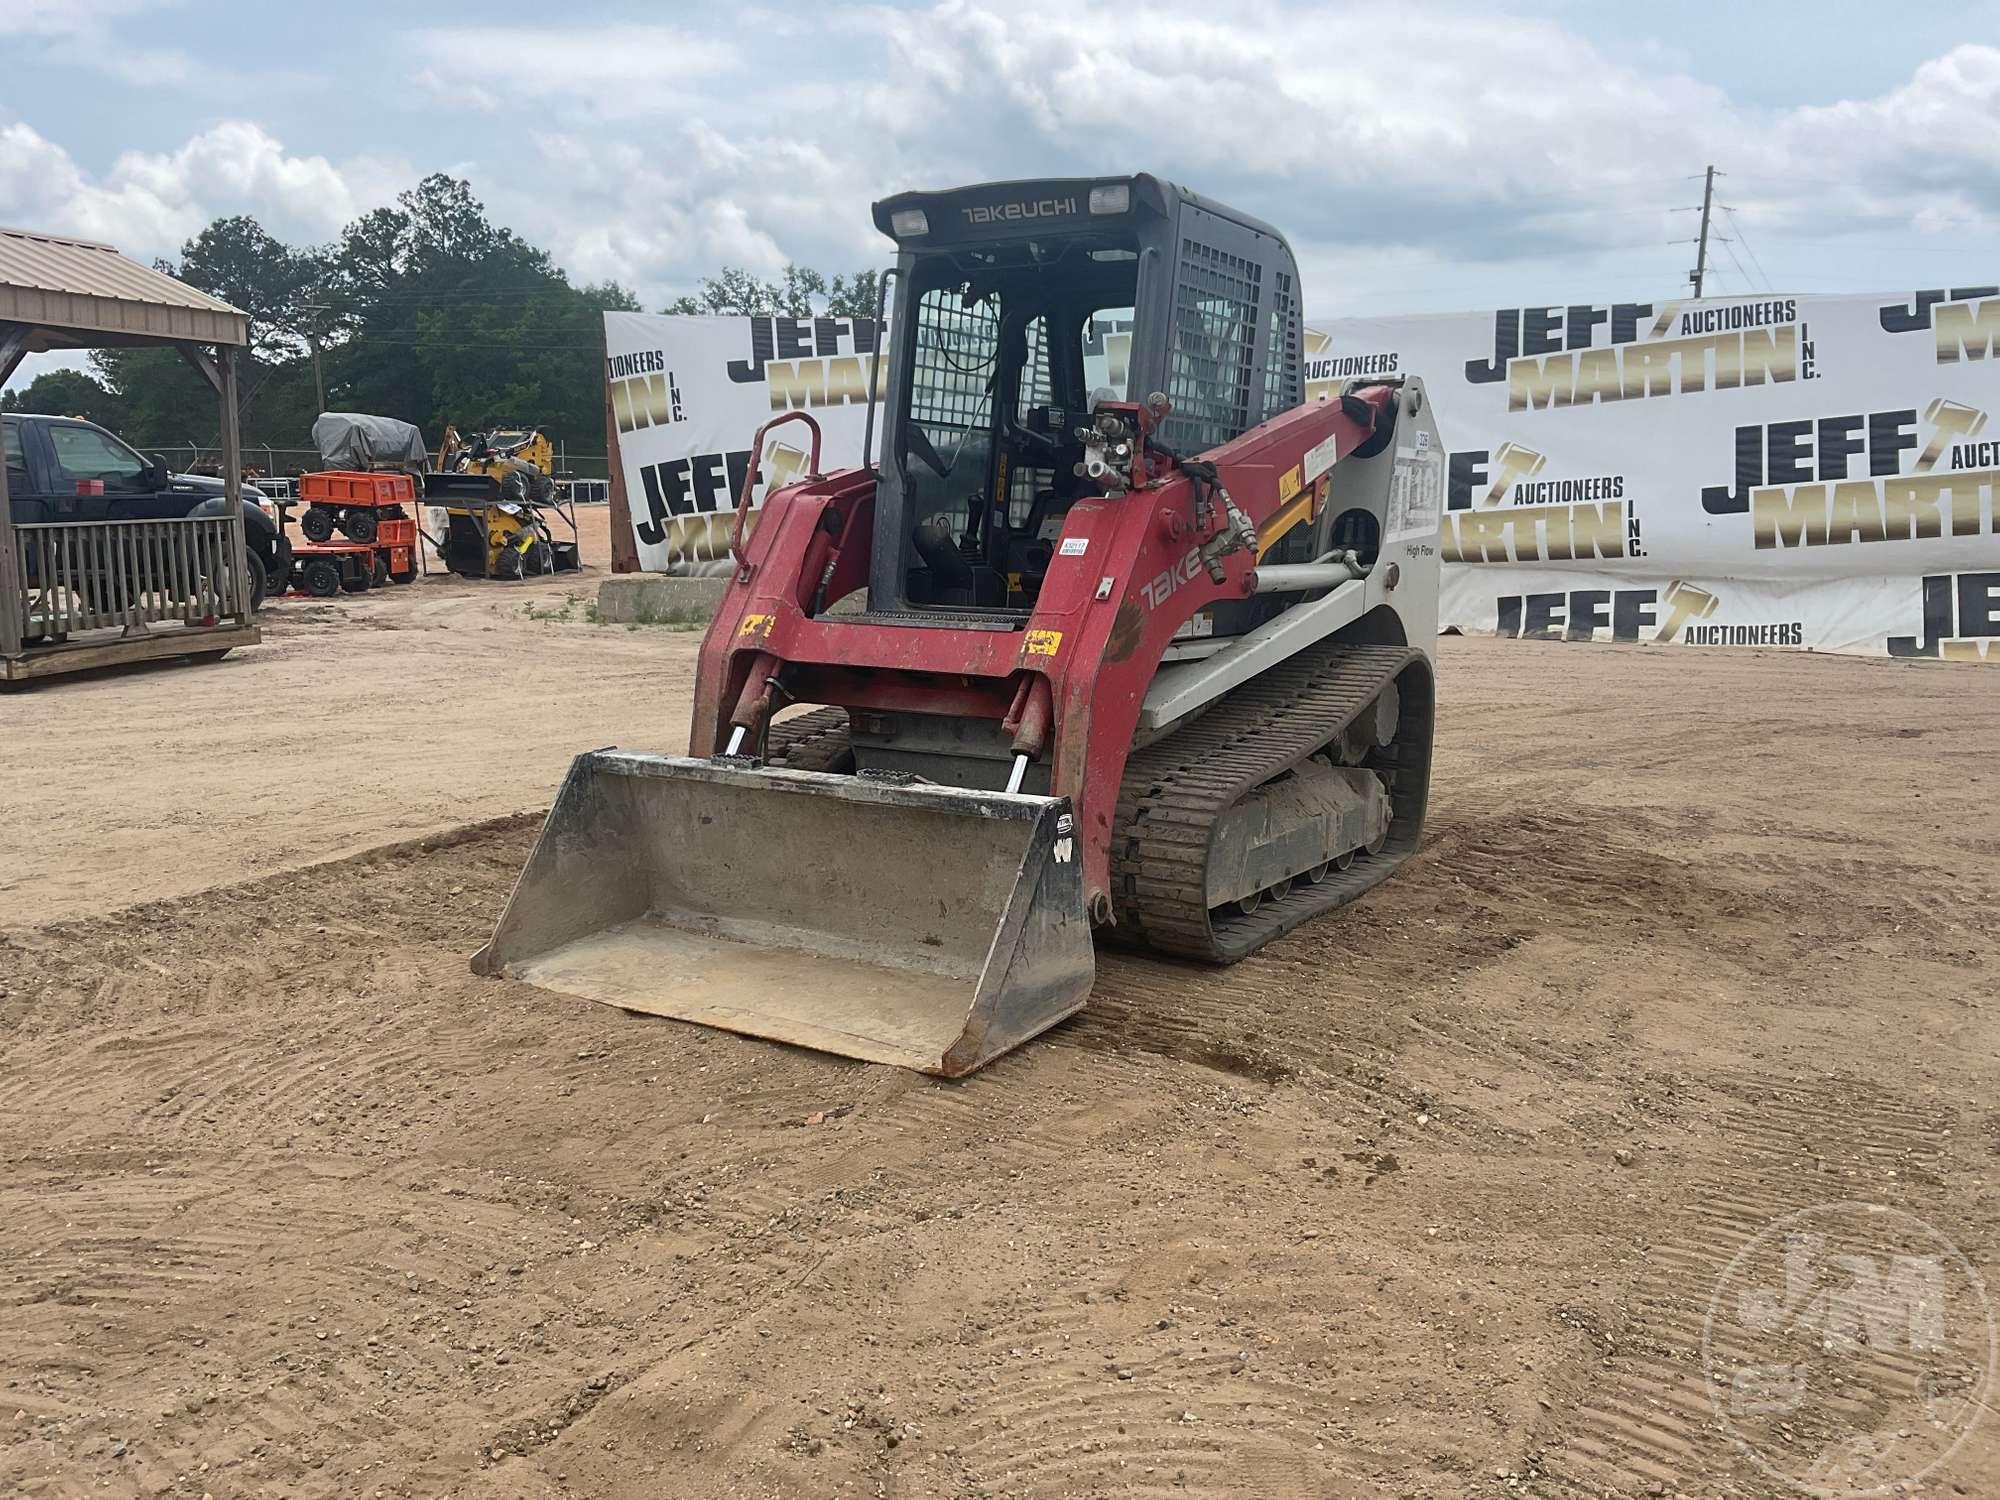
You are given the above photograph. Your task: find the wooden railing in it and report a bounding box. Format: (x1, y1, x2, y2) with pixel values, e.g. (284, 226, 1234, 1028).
(10, 516, 248, 643)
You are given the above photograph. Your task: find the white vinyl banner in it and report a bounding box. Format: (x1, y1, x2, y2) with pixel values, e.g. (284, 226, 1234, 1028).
(604, 311, 882, 573)
(607, 292, 2000, 659)
(1312, 288, 2000, 660)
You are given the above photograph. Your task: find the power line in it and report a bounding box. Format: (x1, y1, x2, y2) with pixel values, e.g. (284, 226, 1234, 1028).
(1720, 208, 1774, 292)
(1719, 237, 1763, 295)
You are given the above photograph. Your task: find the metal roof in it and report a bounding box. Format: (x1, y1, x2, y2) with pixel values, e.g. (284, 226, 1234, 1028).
(0, 225, 248, 350)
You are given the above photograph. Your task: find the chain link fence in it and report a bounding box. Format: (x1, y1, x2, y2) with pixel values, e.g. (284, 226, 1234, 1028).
(139, 441, 613, 504)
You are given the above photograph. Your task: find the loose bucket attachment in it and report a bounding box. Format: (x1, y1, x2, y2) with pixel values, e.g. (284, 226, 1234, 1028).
(473, 751, 1095, 1076)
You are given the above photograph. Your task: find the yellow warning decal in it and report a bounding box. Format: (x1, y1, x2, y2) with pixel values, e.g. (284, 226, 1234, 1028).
(1023, 629, 1063, 658)
(1276, 463, 1303, 502)
(737, 612, 774, 640)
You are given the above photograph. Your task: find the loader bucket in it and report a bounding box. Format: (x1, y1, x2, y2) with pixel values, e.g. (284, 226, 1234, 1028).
(472, 751, 1095, 1076)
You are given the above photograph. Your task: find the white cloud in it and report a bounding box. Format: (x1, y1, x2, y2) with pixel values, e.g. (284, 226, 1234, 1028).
(1, 0, 156, 38)
(486, 125, 886, 305)
(407, 25, 739, 120)
(400, 3, 2000, 312)
(0, 120, 413, 261)
(1, 0, 200, 86)
(7, 1, 1999, 338)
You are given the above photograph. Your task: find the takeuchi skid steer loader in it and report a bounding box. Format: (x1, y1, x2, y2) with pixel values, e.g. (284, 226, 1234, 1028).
(475, 175, 1445, 1076)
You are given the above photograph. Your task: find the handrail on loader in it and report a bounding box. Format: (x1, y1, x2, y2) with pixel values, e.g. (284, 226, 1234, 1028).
(730, 411, 823, 577)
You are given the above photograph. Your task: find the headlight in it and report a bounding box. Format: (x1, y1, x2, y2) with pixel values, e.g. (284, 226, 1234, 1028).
(890, 208, 929, 238)
(1088, 183, 1130, 215)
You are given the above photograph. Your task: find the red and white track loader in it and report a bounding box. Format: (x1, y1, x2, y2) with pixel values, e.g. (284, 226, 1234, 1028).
(475, 175, 1444, 1076)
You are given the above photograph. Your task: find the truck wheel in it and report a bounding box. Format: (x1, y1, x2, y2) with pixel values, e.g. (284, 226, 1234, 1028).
(341, 508, 379, 544)
(301, 557, 342, 597)
(301, 506, 337, 543)
(373, 555, 391, 588)
(244, 550, 270, 612)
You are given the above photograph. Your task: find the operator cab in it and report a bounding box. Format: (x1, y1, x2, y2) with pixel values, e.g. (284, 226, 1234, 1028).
(869, 175, 1304, 615)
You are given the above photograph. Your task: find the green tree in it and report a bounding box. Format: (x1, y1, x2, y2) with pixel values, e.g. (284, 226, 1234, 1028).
(1, 368, 127, 429)
(664, 264, 882, 318)
(298, 175, 643, 461)
(177, 216, 317, 360)
(89, 346, 216, 455)
(78, 183, 889, 468)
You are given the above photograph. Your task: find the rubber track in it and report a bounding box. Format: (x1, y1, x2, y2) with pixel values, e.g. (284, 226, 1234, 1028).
(760, 707, 854, 772)
(744, 644, 1434, 967)
(1109, 640, 1433, 963)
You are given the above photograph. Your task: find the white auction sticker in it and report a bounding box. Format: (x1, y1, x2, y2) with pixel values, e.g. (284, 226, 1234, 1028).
(1059, 536, 1089, 557)
(1302, 431, 1340, 484)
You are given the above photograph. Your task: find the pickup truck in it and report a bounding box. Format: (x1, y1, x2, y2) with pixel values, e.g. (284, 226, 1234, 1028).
(4, 412, 290, 609)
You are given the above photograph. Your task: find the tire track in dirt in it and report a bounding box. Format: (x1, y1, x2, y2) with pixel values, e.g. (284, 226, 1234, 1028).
(1540, 1077, 1968, 1495)
(8, 646, 2000, 1500)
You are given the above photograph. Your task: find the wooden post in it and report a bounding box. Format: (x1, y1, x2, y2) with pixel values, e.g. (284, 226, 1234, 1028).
(218, 344, 250, 619)
(0, 320, 28, 658)
(603, 337, 640, 573)
(0, 390, 19, 659)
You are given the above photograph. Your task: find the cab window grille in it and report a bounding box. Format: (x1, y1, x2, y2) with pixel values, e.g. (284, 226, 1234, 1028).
(1164, 238, 1261, 454)
(1006, 315, 1054, 527)
(909, 284, 999, 447)
(1256, 270, 1299, 421)
(905, 283, 1001, 535)
(1017, 315, 1052, 409)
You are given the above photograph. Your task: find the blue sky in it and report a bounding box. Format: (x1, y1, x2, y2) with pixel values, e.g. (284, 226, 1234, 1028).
(5, 0, 1998, 389)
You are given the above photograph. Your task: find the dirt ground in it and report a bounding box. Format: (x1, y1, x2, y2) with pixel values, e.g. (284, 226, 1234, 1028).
(1, 503, 648, 929)
(2, 588, 1996, 1498)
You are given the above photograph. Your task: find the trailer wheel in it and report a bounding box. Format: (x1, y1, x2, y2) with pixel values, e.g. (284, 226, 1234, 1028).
(373, 555, 391, 588)
(300, 506, 337, 543)
(301, 557, 342, 597)
(341, 508, 379, 544)
(339, 565, 372, 594)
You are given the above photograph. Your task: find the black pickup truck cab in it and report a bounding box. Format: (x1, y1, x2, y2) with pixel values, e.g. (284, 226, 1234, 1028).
(4, 412, 289, 609)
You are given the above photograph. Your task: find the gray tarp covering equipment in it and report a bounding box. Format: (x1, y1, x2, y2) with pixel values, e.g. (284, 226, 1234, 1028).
(312, 412, 429, 472)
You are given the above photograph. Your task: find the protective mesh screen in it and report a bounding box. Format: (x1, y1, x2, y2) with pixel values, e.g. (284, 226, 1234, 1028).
(909, 286, 999, 445)
(1017, 315, 1052, 408)
(1256, 270, 1299, 421)
(1164, 238, 1261, 454)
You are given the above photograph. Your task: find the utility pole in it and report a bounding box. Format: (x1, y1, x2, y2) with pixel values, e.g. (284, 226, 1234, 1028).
(298, 302, 329, 412)
(1690, 165, 1716, 298)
